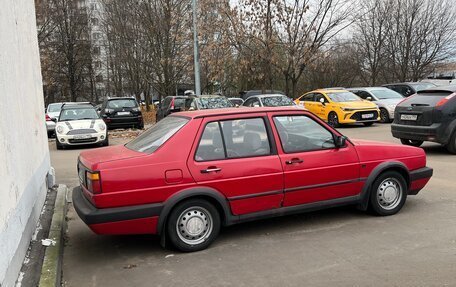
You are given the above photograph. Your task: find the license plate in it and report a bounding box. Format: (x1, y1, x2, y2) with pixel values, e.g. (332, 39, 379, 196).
(362, 113, 374, 119)
(117, 111, 130, 116)
(400, 114, 417, 121)
(74, 134, 91, 139)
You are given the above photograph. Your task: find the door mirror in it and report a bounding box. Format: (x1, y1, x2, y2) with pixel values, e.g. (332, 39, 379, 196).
(188, 106, 195, 111)
(253, 104, 260, 107)
(335, 135, 347, 148)
(366, 96, 372, 101)
(319, 98, 325, 105)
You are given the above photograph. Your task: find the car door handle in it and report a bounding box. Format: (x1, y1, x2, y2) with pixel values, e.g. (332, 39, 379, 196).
(285, 158, 304, 165)
(201, 167, 222, 174)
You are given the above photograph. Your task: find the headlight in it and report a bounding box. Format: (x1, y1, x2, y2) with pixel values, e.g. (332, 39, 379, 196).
(105, 108, 114, 113)
(98, 123, 106, 131)
(56, 125, 64, 134)
(132, 107, 140, 112)
(340, 107, 355, 112)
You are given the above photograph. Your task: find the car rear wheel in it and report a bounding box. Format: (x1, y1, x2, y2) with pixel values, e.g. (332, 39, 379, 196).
(167, 199, 220, 252)
(400, 139, 423, 147)
(327, 112, 339, 128)
(379, 108, 390, 123)
(369, 171, 407, 216)
(445, 130, 456, 154)
(56, 139, 64, 150)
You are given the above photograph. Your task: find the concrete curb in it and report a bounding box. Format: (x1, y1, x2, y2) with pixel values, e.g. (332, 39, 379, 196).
(38, 185, 68, 287)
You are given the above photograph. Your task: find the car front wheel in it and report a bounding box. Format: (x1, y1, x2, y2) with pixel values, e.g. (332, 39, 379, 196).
(379, 108, 390, 123)
(327, 112, 339, 128)
(166, 199, 220, 252)
(400, 139, 423, 147)
(369, 171, 407, 216)
(446, 130, 456, 154)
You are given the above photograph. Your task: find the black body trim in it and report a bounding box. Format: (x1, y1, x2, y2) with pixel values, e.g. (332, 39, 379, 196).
(410, 167, 433, 181)
(227, 190, 282, 201)
(284, 178, 364, 193)
(72, 186, 163, 225)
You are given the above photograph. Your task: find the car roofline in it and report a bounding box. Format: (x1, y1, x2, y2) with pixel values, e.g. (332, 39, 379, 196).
(187, 107, 304, 119)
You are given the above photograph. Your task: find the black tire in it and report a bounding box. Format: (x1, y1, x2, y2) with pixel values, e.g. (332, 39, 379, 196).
(99, 136, 109, 147)
(400, 139, 423, 147)
(363, 122, 374, 127)
(445, 130, 456, 154)
(56, 139, 63, 150)
(327, 112, 339, 128)
(368, 171, 407, 216)
(166, 199, 220, 252)
(379, 108, 390, 123)
(137, 122, 144, 129)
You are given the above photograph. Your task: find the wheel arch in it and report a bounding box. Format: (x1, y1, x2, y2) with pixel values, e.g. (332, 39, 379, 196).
(156, 187, 235, 235)
(358, 161, 410, 211)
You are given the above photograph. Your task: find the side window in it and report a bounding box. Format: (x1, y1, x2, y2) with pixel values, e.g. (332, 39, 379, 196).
(402, 86, 414, 97)
(302, 93, 315, 101)
(221, 118, 271, 158)
(248, 98, 260, 107)
(162, 98, 171, 110)
(243, 98, 254, 106)
(195, 122, 225, 161)
(356, 91, 370, 100)
(195, 118, 271, 161)
(273, 115, 336, 153)
(314, 93, 327, 103)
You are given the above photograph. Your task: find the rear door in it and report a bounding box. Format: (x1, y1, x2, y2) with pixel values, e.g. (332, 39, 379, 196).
(187, 113, 284, 215)
(269, 111, 361, 206)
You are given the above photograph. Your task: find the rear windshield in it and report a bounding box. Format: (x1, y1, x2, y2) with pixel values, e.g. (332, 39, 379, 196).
(400, 91, 452, 106)
(59, 108, 99, 121)
(125, 116, 189, 153)
(107, 99, 138, 108)
(48, 103, 63, 112)
(196, 97, 234, 109)
(327, 92, 360, 102)
(370, 89, 403, 99)
(410, 83, 436, 92)
(262, 96, 294, 107)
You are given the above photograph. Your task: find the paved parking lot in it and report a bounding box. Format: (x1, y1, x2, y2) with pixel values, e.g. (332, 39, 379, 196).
(51, 124, 456, 287)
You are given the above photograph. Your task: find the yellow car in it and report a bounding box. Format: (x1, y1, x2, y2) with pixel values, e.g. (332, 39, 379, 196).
(295, 89, 380, 127)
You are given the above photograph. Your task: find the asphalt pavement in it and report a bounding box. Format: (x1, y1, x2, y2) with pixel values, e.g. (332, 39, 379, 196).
(50, 124, 456, 287)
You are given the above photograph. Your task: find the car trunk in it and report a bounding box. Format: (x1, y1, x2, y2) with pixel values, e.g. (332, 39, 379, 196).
(394, 92, 450, 126)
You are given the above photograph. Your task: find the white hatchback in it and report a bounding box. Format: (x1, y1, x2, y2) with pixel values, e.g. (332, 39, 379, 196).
(55, 104, 108, 149)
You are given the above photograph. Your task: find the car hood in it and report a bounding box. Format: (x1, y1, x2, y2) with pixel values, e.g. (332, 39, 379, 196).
(79, 144, 145, 171)
(375, 98, 403, 106)
(337, 101, 378, 109)
(351, 139, 425, 161)
(57, 119, 103, 130)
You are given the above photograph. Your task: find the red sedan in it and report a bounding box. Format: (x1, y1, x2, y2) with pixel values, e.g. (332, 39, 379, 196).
(74, 107, 433, 251)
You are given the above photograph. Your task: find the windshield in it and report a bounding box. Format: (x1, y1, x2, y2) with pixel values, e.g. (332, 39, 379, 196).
(262, 96, 294, 107)
(327, 92, 361, 102)
(196, 97, 233, 109)
(48, 103, 63, 113)
(59, 108, 99, 121)
(370, 89, 403, 100)
(107, 99, 138, 108)
(410, 83, 436, 92)
(125, 116, 189, 154)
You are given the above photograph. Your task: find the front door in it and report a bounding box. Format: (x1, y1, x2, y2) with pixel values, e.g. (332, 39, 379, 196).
(187, 114, 284, 215)
(269, 112, 361, 206)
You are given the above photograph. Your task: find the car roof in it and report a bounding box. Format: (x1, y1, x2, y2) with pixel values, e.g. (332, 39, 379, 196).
(348, 87, 389, 91)
(176, 106, 304, 119)
(256, 94, 287, 98)
(61, 104, 95, 110)
(417, 85, 456, 93)
(312, 89, 348, 93)
(197, 95, 225, 98)
(107, 97, 137, 101)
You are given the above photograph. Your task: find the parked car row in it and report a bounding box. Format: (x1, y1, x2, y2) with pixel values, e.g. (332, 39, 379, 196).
(45, 97, 143, 149)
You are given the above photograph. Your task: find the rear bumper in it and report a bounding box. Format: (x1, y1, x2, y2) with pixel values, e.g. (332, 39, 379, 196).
(391, 123, 447, 144)
(72, 186, 162, 234)
(103, 116, 143, 128)
(409, 167, 433, 195)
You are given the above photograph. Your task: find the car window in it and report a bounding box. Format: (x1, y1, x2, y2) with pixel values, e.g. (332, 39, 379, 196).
(327, 92, 361, 102)
(410, 82, 436, 92)
(126, 116, 188, 154)
(355, 91, 371, 100)
(261, 96, 294, 107)
(273, 115, 336, 153)
(161, 98, 171, 110)
(195, 118, 271, 161)
(48, 103, 63, 112)
(369, 89, 403, 99)
(301, 93, 315, 101)
(107, 99, 138, 108)
(59, 108, 99, 121)
(314, 93, 327, 103)
(395, 85, 414, 97)
(195, 122, 226, 161)
(196, 97, 234, 109)
(221, 118, 270, 158)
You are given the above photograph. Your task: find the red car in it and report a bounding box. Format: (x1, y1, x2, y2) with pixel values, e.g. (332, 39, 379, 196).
(74, 107, 433, 251)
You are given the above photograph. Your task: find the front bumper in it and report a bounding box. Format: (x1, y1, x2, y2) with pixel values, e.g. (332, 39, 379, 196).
(56, 131, 107, 145)
(72, 186, 163, 234)
(339, 110, 380, 124)
(409, 167, 433, 195)
(391, 123, 447, 144)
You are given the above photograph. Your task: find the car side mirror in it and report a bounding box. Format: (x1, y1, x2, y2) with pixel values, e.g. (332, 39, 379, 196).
(366, 97, 372, 101)
(188, 106, 195, 111)
(253, 104, 260, 107)
(235, 104, 240, 108)
(335, 135, 347, 148)
(319, 98, 325, 105)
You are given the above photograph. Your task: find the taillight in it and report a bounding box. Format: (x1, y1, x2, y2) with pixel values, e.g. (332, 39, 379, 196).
(436, 93, 456, 107)
(170, 98, 175, 110)
(86, 171, 102, 194)
(45, 114, 52, 121)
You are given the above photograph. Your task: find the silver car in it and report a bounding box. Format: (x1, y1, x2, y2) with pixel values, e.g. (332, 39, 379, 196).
(45, 102, 76, 136)
(348, 87, 404, 123)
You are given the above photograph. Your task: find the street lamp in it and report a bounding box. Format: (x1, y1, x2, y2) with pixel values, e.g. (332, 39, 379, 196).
(192, 0, 201, 96)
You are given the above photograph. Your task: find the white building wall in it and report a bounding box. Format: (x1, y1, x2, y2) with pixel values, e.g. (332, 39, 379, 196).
(0, 0, 51, 286)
